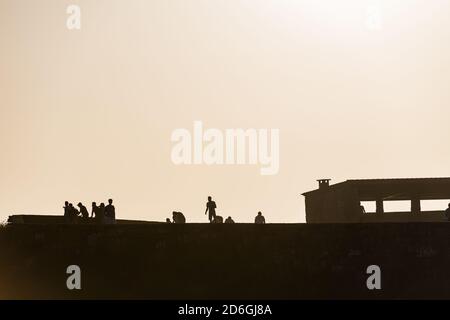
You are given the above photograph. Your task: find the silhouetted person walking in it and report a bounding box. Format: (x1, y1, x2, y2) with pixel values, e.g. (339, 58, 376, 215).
(105, 199, 116, 224)
(205, 196, 217, 223)
(255, 211, 266, 224)
(225, 216, 235, 223)
(445, 203, 450, 221)
(78, 202, 89, 220)
(172, 211, 186, 224)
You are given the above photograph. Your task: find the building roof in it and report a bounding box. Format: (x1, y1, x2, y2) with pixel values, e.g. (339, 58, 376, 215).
(302, 177, 450, 201)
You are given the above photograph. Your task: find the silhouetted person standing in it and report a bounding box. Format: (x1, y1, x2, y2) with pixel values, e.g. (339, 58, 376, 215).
(205, 196, 217, 223)
(445, 203, 450, 221)
(78, 202, 89, 220)
(63, 201, 70, 223)
(105, 199, 116, 224)
(255, 211, 266, 224)
(91, 202, 98, 218)
(172, 211, 186, 224)
(97, 203, 106, 224)
(166, 218, 172, 223)
(225, 216, 235, 223)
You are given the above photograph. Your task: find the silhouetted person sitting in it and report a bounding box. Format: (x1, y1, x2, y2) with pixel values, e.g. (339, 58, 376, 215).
(166, 218, 172, 223)
(172, 211, 186, 224)
(68, 203, 79, 224)
(105, 199, 116, 224)
(213, 215, 223, 223)
(205, 196, 217, 223)
(445, 203, 450, 221)
(255, 211, 266, 224)
(78, 202, 89, 220)
(91, 202, 98, 218)
(225, 216, 235, 223)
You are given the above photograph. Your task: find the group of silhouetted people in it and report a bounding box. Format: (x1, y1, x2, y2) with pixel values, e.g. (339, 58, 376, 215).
(64, 199, 116, 224)
(166, 196, 266, 224)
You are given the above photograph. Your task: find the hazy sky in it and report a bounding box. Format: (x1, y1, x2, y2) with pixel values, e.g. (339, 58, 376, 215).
(1, 0, 450, 223)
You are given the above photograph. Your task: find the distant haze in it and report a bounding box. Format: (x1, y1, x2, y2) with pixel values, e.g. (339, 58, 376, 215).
(1, 0, 450, 223)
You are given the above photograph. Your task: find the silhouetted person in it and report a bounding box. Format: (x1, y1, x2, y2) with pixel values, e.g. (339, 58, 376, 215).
(172, 211, 186, 224)
(91, 202, 98, 218)
(166, 218, 172, 223)
(213, 215, 223, 223)
(225, 216, 235, 224)
(97, 203, 106, 224)
(205, 196, 217, 223)
(68, 203, 79, 224)
(105, 199, 116, 224)
(360, 205, 366, 214)
(445, 203, 450, 221)
(255, 211, 266, 224)
(78, 202, 89, 220)
(63, 201, 70, 223)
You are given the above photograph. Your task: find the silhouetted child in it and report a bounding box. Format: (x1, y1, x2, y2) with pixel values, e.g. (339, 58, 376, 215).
(166, 218, 172, 223)
(172, 211, 186, 224)
(205, 196, 217, 223)
(255, 211, 266, 224)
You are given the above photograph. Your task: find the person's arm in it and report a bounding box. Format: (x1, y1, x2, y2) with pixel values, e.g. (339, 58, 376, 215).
(205, 204, 208, 215)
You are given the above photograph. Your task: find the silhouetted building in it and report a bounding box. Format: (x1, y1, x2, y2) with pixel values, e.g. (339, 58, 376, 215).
(302, 178, 450, 223)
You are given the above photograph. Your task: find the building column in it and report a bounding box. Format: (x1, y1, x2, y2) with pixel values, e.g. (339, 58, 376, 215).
(376, 198, 384, 214)
(411, 197, 421, 214)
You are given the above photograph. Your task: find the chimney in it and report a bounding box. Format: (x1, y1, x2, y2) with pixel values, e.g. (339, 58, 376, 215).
(317, 179, 331, 190)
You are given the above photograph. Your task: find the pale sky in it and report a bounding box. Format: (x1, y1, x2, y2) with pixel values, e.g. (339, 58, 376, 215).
(1, 0, 450, 223)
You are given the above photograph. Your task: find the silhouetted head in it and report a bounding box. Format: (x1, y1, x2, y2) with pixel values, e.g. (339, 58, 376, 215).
(166, 218, 171, 223)
(208, 196, 212, 201)
(92, 202, 96, 206)
(69, 203, 73, 207)
(108, 199, 113, 204)
(448, 203, 450, 208)
(65, 201, 69, 206)
(258, 211, 262, 216)
(100, 203, 105, 208)
(77, 202, 82, 207)
(228, 216, 232, 219)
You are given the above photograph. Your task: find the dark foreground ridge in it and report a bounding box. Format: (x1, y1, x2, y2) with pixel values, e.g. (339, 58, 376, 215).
(0, 222, 449, 299)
